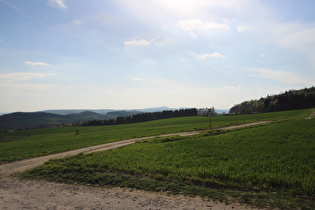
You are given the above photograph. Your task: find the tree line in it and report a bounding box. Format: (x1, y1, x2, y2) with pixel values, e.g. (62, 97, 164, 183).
(80, 108, 198, 126)
(229, 86, 315, 114)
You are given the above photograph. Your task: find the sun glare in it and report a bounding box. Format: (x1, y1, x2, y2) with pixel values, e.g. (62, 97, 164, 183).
(159, 0, 200, 15)
(163, 0, 193, 8)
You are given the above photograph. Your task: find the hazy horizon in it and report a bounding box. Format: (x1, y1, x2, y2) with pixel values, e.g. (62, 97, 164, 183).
(0, 106, 230, 115)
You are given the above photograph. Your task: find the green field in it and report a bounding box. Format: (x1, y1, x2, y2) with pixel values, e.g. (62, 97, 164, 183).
(16, 108, 315, 209)
(0, 109, 302, 163)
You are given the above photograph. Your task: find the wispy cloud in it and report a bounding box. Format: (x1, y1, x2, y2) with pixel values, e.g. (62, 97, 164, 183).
(177, 19, 229, 37)
(71, 20, 82, 26)
(124, 37, 158, 47)
(25, 61, 50, 66)
(1, 0, 43, 25)
(248, 68, 313, 86)
(197, 52, 226, 59)
(0, 72, 55, 91)
(124, 39, 150, 47)
(0, 72, 52, 81)
(220, 85, 243, 90)
(271, 22, 315, 49)
(93, 13, 124, 25)
(237, 24, 248, 32)
(69, 13, 124, 27)
(48, 0, 67, 10)
(270, 22, 315, 65)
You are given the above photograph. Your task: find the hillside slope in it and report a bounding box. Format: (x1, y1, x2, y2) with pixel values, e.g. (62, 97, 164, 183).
(0, 110, 142, 130)
(230, 86, 315, 114)
(0, 112, 66, 130)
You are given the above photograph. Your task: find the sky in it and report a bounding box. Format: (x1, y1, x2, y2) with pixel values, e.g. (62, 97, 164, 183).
(1, 0, 315, 113)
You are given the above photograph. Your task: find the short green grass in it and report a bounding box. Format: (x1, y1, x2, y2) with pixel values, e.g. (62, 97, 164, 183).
(1, 109, 304, 163)
(20, 108, 315, 209)
(1, 116, 203, 162)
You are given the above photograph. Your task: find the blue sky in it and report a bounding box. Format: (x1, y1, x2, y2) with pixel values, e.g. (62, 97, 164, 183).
(1, 0, 315, 112)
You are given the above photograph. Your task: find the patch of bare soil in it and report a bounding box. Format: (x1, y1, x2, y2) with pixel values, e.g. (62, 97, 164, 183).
(0, 177, 257, 210)
(0, 121, 270, 209)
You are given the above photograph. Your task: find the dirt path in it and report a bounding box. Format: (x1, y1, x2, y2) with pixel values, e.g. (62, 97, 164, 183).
(0, 121, 269, 209)
(305, 111, 315, 119)
(0, 121, 271, 176)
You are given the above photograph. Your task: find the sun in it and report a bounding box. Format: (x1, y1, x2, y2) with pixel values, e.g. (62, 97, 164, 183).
(157, 0, 208, 17)
(162, 0, 193, 8)
(159, 0, 198, 13)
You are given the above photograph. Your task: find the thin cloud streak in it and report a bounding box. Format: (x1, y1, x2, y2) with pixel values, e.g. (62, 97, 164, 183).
(25, 61, 50, 66)
(177, 19, 229, 31)
(248, 68, 313, 86)
(0, 72, 55, 92)
(0, 72, 51, 80)
(48, 0, 67, 9)
(124, 39, 150, 47)
(177, 19, 229, 37)
(220, 85, 243, 90)
(124, 37, 159, 47)
(198, 52, 226, 59)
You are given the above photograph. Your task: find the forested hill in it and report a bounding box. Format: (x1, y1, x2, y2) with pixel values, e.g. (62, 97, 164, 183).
(0, 110, 142, 130)
(80, 108, 198, 126)
(0, 108, 197, 130)
(229, 86, 315, 114)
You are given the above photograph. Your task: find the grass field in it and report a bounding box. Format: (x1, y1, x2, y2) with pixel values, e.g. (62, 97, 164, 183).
(0, 109, 305, 163)
(19, 108, 315, 209)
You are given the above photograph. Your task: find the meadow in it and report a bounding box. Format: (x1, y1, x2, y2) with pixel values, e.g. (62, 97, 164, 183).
(19, 108, 315, 209)
(0, 109, 301, 163)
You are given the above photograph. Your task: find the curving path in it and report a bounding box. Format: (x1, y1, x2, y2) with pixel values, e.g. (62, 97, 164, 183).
(305, 111, 315, 119)
(0, 121, 271, 176)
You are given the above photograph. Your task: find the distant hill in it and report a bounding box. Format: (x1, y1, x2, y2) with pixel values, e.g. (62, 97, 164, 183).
(0, 106, 219, 130)
(81, 108, 199, 126)
(0, 112, 66, 130)
(43, 106, 176, 115)
(0, 110, 142, 130)
(43, 109, 115, 115)
(229, 86, 315, 114)
(64, 111, 110, 122)
(105, 110, 143, 119)
(137, 106, 177, 112)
